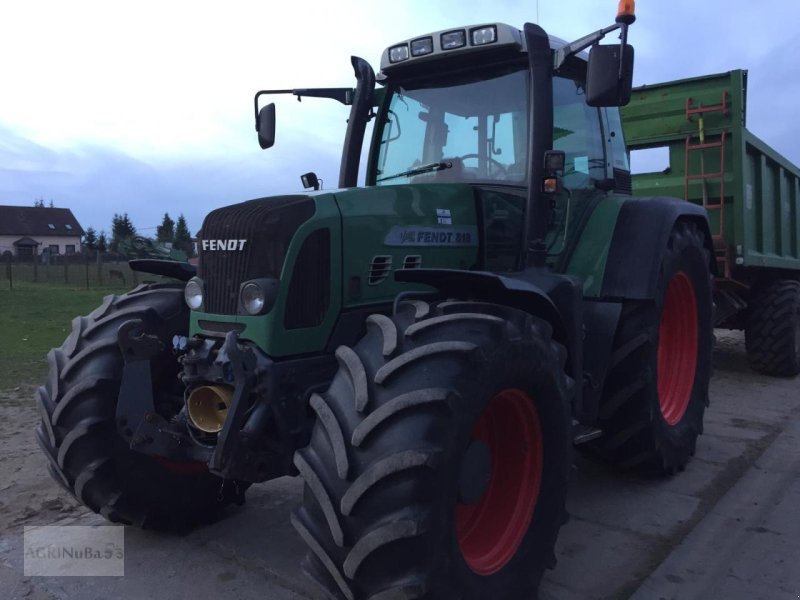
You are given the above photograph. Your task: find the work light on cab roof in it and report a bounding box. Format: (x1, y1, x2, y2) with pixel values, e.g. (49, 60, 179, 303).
(382, 23, 520, 69)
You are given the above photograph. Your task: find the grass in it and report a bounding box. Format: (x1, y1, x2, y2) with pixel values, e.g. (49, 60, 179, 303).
(0, 282, 130, 391)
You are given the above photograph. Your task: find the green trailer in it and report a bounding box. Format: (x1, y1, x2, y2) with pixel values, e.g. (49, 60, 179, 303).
(622, 70, 800, 375)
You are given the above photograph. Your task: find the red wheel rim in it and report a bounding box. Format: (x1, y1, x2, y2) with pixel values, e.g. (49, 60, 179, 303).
(153, 455, 208, 475)
(657, 271, 698, 425)
(455, 388, 543, 575)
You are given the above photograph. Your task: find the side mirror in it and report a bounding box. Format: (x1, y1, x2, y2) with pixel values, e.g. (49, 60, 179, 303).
(586, 44, 634, 107)
(257, 103, 276, 149)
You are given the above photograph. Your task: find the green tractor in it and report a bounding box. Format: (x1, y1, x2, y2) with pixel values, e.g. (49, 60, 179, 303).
(35, 4, 714, 599)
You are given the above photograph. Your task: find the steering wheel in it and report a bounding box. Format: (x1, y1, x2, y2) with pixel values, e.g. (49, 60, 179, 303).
(458, 153, 507, 177)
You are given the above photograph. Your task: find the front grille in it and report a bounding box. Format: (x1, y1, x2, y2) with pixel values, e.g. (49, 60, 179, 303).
(198, 196, 315, 314)
(284, 228, 331, 329)
(197, 320, 246, 334)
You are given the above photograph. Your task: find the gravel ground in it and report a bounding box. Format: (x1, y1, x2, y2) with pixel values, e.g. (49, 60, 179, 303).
(0, 330, 797, 599)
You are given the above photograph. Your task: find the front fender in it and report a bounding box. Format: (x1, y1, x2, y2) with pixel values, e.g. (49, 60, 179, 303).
(394, 267, 590, 419)
(394, 268, 565, 344)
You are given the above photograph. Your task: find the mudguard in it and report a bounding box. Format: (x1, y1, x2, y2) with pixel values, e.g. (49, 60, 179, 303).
(394, 267, 590, 419)
(395, 268, 565, 341)
(601, 196, 714, 300)
(129, 259, 197, 281)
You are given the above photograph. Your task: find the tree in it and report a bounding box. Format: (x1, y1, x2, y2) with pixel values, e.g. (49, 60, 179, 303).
(48, 199, 54, 208)
(156, 213, 175, 243)
(97, 231, 108, 253)
(174, 214, 193, 257)
(111, 213, 137, 252)
(83, 227, 98, 251)
(33, 198, 45, 208)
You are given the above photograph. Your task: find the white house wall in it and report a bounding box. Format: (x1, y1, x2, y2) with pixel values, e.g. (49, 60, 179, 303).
(0, 234, 83, 256)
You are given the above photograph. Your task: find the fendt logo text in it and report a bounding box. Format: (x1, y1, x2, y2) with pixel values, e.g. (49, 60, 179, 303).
(201, 239, 247, 251)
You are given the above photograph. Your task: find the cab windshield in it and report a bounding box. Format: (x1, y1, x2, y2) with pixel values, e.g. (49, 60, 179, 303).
(373, 67, 529, 186)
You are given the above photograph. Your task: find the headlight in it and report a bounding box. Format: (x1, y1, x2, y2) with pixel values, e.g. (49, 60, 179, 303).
(240, 282, 265, 315)
(184, 278, 204, 310)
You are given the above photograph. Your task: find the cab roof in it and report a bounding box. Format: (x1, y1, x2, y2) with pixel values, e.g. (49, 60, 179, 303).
(379, 23, 583, 75)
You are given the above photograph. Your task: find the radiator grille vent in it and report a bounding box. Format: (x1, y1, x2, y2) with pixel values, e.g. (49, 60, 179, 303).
(403, 255, 422, 269)
(368, 255, 393, 285)
(284, 228, 331, 330)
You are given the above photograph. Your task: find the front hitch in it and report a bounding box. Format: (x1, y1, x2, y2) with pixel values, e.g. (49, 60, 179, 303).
(116, 322, 267, 479)
(115, 319, 212, 463)
(208, 331, 259, 477)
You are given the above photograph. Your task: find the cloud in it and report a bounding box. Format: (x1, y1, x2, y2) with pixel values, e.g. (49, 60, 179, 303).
(0, 0, 798, 232)
(0, 124, 341, 234)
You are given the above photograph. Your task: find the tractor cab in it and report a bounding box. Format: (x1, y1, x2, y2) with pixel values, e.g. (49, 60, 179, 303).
(256, 16, 634, 272)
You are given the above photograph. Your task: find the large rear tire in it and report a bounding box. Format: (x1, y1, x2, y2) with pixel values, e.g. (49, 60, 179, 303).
(35, 283, 245, 530)
(745, 279, 800, 377)
(292, 300, 571, 600)
(590, 220, 713, 473)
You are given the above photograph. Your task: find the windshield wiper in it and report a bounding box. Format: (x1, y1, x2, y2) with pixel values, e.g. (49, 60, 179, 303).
(376, 161, 452, 183)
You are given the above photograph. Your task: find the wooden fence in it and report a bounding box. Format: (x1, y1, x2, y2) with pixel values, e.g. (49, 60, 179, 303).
(2, 253, 157, 290)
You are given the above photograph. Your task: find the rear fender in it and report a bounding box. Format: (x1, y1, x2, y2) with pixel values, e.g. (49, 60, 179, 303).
(601, 197, 714, 300)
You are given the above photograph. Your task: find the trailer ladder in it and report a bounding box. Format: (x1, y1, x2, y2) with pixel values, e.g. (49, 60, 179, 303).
(684, 92, 730, 278)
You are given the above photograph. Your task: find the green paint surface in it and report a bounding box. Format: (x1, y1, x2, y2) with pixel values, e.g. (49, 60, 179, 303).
(335, 183, 479, 307)
(621, 69, 800, 271)
(190, 184, 480, 357)
(564, 195, 626, 296)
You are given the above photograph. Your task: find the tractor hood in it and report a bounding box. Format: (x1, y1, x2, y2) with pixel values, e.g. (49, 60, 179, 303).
(331, 183, 481, 307)
(198, 195, 316, 314)
(192, 183, 483, 357)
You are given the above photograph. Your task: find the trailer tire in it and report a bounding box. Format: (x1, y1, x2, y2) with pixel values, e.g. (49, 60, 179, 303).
(293, 301, 571, 600)
(590, 221, 713, 473)
(745, 280, 800, 377)
(34, 283, 245, 530)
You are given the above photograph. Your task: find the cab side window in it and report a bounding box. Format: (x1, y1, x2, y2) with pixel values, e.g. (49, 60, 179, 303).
(553, 76, 605, 189)
(603, 107, 630, 172)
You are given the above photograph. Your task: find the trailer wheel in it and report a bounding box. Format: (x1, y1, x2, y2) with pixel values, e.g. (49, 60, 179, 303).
(590, 221, 713, 473)
(745, 280, 800, 376)
(34, 283, 246, 530)
(292, 301, 571, 600)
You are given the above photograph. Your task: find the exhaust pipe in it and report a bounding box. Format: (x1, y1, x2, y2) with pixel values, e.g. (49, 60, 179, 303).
(186, 385, 234, 433)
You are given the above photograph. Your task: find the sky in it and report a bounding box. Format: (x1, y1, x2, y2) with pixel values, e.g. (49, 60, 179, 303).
(1, 0, 798, 237)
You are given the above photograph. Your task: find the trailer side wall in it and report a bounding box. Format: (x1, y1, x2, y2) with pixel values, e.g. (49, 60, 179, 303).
(620, 69, 800, 275)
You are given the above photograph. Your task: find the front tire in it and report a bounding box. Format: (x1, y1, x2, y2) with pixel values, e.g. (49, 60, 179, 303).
(35, 283, 244, 530)
(293, 301, 571, 600)
(590, 220, 713, 473)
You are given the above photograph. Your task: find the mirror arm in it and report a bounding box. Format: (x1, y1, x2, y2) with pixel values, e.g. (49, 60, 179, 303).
(253, 88, 354, 130)
(618, 23, 629, 79)
(292, 88, 354, 105)
(554, 22, 621, 70)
